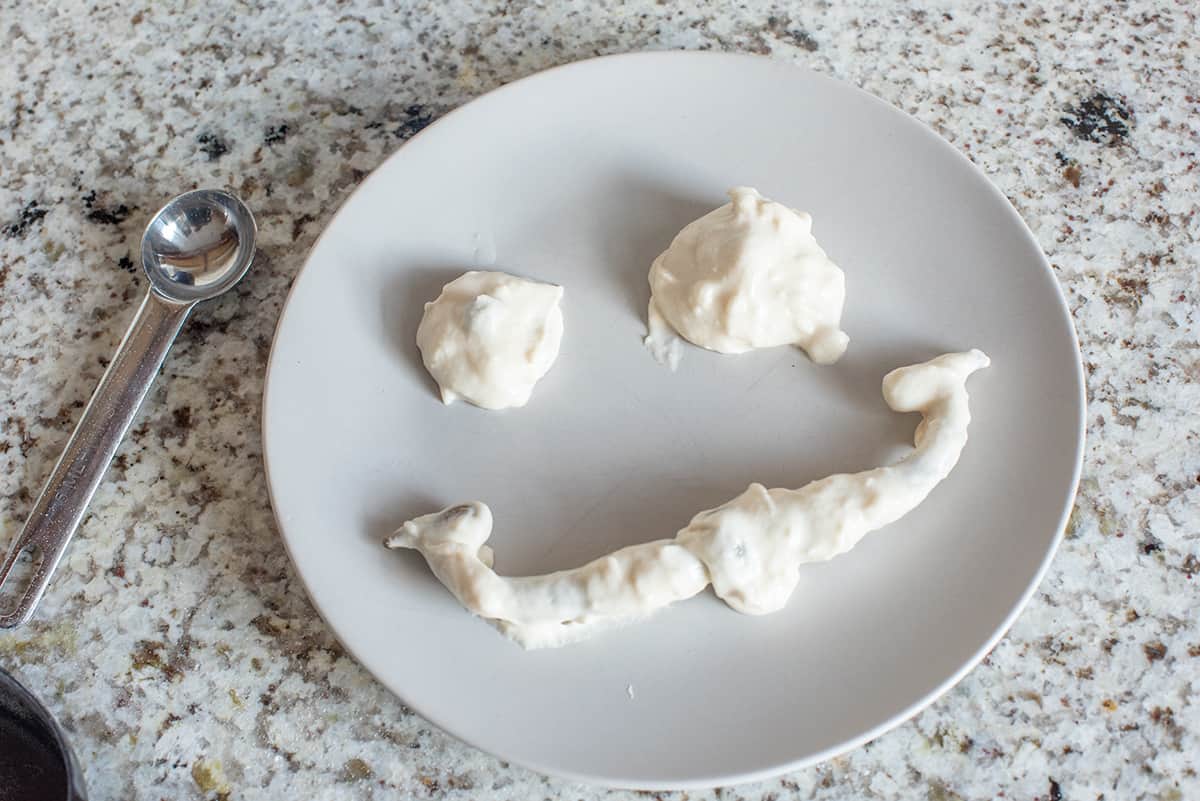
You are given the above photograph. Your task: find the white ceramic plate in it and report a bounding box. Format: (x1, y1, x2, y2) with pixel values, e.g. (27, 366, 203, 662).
(263, 52, 1084, 789)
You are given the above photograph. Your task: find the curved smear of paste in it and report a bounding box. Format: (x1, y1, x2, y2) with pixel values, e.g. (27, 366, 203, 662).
(385, 350, 989, 648)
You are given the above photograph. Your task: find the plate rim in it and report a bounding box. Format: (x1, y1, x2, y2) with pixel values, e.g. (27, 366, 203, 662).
(261, 50, 1087, 789)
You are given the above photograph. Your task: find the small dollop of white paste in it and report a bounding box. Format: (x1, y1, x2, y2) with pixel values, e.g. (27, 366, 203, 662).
(386, 350, 989, 649)
(646, 187, 849, 365)
(416, 271, 564, 410)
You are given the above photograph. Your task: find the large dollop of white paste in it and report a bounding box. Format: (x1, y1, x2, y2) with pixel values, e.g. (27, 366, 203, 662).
(647, 187, 849, 365)
(416, 270, 563, 410)
(386, 350, 989, 648)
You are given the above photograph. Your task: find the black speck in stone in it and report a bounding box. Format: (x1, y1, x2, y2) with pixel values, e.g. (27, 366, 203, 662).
(784, 28, 819, 51)
(1048, 778, 1063, 801)
(82, 189, 131, 226)
(1054, 151, 1071, 166)
(766, 15, 819, 51)
(197, 131, 230, 161)
(86, 204, 130, 225)
(2, 200, 48, 238)
(1061, 92, 1132, 145)
(291, 213, 315, 242)
(393, 104, 434, 139)
(264, 124, 290, 146)
(1141, 535, 1162, 555)
(117, 255, 135, 272)
(331, 99, 363, 116)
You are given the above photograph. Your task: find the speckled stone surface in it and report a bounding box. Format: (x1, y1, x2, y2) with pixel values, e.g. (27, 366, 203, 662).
(1, 1, 1197, 799)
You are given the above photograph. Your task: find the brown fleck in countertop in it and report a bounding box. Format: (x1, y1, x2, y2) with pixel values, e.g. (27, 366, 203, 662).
(1, 2, 1197, 799)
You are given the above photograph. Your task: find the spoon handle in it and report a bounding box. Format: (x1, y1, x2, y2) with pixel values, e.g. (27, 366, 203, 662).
(0, 290, 193, 627)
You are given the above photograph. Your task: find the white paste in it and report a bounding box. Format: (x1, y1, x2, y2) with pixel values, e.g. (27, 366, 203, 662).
(386, 350, 989, 648)
(646, 187, 849, 365)
(416, 270, 563, 410)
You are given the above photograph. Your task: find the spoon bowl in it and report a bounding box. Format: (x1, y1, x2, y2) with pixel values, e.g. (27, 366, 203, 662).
(142, 189, 256, 303)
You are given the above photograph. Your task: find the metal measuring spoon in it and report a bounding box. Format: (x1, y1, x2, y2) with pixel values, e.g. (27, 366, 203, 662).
(0, 189, 256, 627)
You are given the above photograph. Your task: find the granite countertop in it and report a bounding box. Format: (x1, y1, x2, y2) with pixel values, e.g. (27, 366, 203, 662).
(1, 1, 1197, 799)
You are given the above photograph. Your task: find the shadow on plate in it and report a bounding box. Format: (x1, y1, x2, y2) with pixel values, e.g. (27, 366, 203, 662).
(805, 337, 960, 415)
(379, 263, 465, 403)
(594, 173, 717, 322)
(360, 490, 452, 595)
